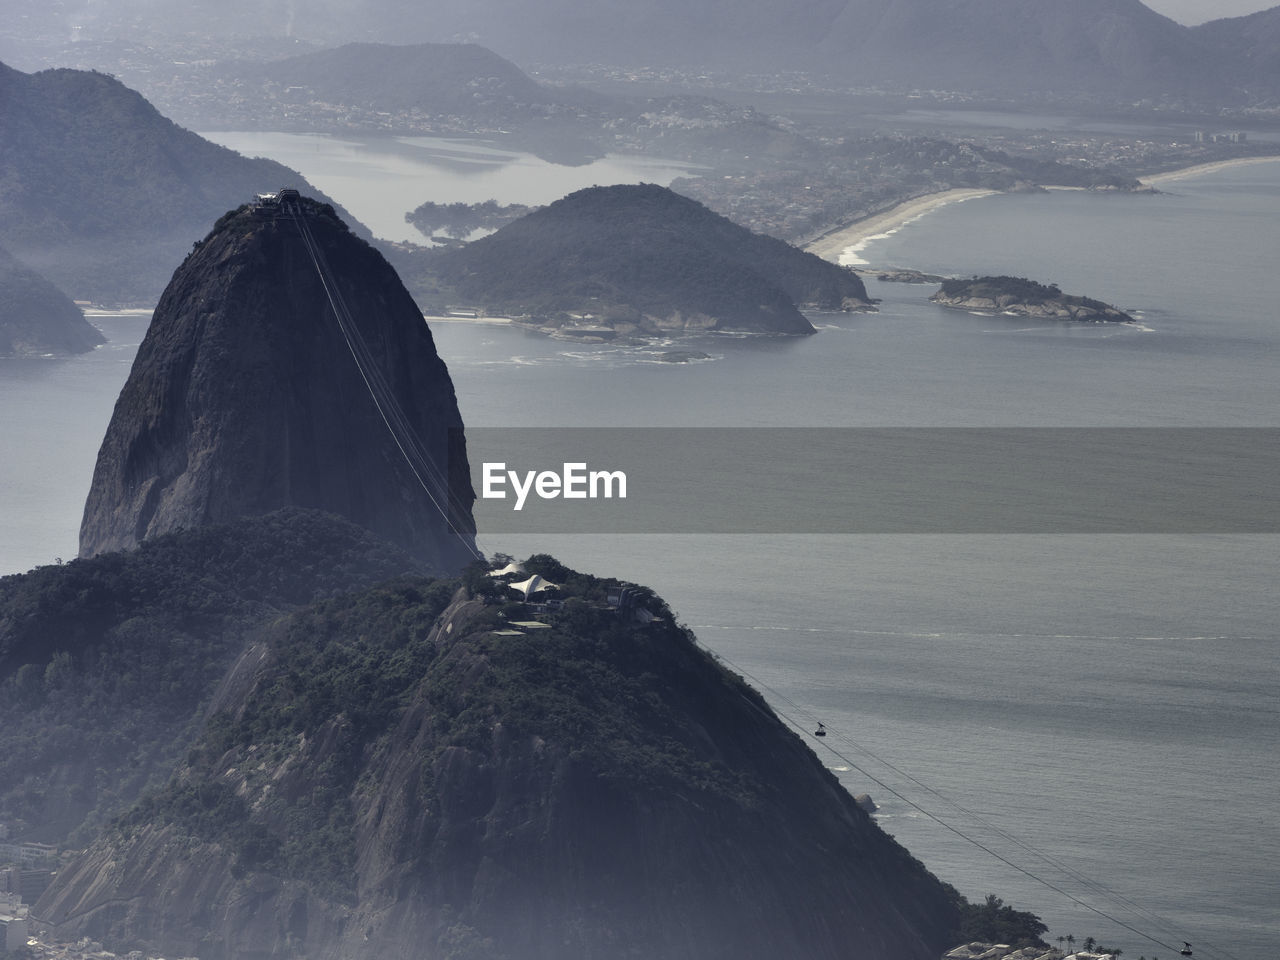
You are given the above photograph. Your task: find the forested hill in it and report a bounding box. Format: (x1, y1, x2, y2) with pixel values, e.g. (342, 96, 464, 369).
(412, 183, 873, 337)
(1193, 6, 1280, 98)
(35, 551, 965, 960)
(0, 62, 364, 304)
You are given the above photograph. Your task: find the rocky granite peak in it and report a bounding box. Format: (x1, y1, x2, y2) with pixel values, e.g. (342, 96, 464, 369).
(78, 194, 475, 572)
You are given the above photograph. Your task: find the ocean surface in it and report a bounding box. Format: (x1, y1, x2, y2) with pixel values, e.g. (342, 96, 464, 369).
(1, 143, 1277, 960)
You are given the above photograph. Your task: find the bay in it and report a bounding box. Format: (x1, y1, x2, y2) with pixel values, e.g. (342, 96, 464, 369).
(1, 154, 1276, 960)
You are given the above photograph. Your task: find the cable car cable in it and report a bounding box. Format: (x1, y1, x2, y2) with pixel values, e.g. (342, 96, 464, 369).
(711, 648, 1206, 960)
(287, 202, 482, 561)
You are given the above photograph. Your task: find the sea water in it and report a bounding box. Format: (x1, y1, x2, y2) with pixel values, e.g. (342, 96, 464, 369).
(437, 162, 1280, 960)
(1, 158, 1276, 960)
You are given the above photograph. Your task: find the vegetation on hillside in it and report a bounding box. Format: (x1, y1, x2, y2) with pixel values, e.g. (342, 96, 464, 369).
(6, 529, 1045, 955)
(0, 509, 420, 843)
(96, 549, 1045, 954)
(953, 894, 1049, 948)
(117, 555, 756, 895)
(399, 183, 868, 334)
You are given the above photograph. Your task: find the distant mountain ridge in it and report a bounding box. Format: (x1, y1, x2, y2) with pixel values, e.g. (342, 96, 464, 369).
(240, 42, 570, 118)
(1194, 6, 1280, 96)
(9, 0, 1280, 104)
(815, 0, 1226, 100)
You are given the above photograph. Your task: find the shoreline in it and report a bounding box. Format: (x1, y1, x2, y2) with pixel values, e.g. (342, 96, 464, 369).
(803, 155, 1280, 271)
(803, 188, 998, 266)
(422, 314, 513, 325)
(1139, 155, 1280, 186)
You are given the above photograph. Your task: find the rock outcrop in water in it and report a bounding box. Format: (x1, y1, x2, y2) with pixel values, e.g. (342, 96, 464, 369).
(78, 194, 476, 572)
(931, 276, 1134, 323)
(37, 557, 963, 960)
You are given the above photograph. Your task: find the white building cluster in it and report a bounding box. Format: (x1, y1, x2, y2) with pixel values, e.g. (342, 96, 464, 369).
(1, 888, 30, 953)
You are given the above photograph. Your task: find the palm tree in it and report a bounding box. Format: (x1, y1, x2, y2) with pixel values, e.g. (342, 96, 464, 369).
(1059, 937, 1067, 953)
(1068, 935, 1077, 954)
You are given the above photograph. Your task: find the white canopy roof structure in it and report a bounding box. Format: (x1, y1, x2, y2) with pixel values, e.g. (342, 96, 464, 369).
(489, 561, 527, 578)
(509, 575, 558, 599)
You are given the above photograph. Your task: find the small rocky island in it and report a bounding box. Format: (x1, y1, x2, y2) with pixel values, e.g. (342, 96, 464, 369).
(78, 193, 476, 572)
(930, 276, 1134, 322)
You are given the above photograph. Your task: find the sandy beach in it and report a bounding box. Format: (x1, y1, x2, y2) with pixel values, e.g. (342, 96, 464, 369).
(803, 188, 998, 266)
(1139, 155, 1280, 186)
(802, 156, 1280, 269)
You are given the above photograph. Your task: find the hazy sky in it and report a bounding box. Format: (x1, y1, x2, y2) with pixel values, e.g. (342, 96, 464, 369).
(1144, 0, 1275, 24)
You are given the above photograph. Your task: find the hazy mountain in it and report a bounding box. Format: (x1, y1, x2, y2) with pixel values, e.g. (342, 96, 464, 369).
(0, 243, 104, 356)
(815, 0, 1226, 99)
(240, 42, 570, 118)
(9, 0, 1277, 104)
(0, 61, 365, 303)
(1194, 6, 1280, 98)
(415, 184, 872, 337)
(80, 194, 476, 571)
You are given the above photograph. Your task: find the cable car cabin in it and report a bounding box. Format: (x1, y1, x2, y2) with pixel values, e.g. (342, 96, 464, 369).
(252, 189, 302, 217)
(814, 723, 827, 737)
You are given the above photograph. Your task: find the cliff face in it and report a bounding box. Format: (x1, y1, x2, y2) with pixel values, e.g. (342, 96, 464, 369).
(79, 196, 475, 572)
(38, 563, 962, 960)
